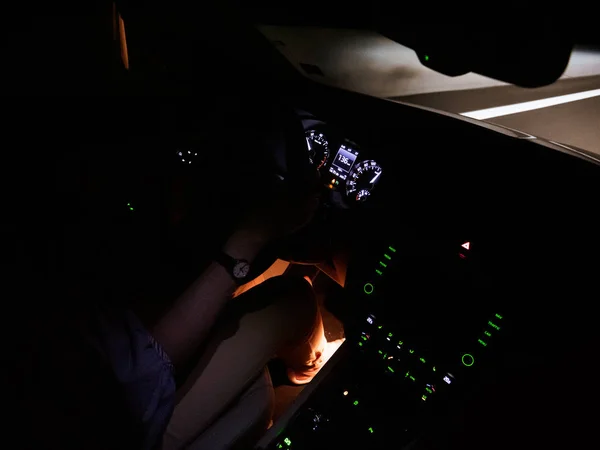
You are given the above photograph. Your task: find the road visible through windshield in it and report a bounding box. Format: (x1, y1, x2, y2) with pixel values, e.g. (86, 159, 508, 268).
(259, 26, 600, 156)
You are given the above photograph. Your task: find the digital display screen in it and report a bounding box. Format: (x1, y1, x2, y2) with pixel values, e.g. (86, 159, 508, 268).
(329, 145, 358, 180)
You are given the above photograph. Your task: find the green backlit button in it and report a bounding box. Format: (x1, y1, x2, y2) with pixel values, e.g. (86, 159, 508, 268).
(488, 321, 501, 331)
(363, 283, 374, 295)
(462, 353, 475, 367)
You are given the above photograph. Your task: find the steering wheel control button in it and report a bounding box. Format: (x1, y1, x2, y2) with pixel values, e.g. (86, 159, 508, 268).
(363, 283, 374, 295)
(461, 353, 475, 367)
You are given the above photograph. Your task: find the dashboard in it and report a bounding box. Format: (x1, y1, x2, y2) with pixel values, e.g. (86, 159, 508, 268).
(304, 124, 383, 207)
(254, 101, 600, 450)
(162, 95, 599, 450)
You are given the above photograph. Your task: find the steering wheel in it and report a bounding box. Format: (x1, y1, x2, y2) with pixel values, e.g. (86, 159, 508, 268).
(245, 104, 326, 276)
(265, 103, 317, 192)
(162, 99, 324, 279)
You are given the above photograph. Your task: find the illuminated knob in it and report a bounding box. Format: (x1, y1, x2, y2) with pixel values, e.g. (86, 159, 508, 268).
(461, 353, 475, 367)
(363, 283, 374, 295)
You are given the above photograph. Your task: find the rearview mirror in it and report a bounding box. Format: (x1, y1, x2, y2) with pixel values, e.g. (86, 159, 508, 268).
(377, 8, 574, 87)
(249, 1, 580, 88)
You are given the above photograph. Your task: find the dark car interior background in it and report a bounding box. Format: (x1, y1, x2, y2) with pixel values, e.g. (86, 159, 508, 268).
(4, 2, 599, 450)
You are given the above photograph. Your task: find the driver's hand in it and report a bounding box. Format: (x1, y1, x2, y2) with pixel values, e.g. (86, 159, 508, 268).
(234, 169, 320, 246)
(242, 173, 320, 242)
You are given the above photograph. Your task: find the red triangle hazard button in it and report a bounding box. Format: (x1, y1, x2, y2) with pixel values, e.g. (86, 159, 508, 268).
(461, 242, 470, 250)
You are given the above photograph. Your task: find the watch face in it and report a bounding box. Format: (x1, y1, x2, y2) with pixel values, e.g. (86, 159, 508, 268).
(233, 261, 250, 279)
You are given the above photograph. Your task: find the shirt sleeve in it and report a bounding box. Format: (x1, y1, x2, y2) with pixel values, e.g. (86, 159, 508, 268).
(87, 305, 176, 450)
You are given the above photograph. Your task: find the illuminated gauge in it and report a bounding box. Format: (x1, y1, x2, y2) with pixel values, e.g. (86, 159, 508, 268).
(346, 160, 382, 202)
(356, 189, 371, 202)
(305, 130, 330, 170)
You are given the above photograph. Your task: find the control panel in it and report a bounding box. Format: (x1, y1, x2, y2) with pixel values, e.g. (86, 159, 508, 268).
(262, 238, 509, 450)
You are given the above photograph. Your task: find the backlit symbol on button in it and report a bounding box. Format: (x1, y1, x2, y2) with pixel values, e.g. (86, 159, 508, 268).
(461, 241, 471, 250)
(363, 283, 374, 294)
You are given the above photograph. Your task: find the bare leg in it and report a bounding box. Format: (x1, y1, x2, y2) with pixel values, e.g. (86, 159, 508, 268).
(185, 368, 274, 450)
(162, 275, 319, 450)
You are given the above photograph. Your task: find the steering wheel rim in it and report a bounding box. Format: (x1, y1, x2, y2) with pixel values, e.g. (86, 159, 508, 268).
(243, 104, 327, 273)
(269, 104, 318, 191)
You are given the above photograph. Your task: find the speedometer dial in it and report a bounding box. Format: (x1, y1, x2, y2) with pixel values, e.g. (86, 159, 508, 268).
(305, 130, 330, 170)
(346, 160, 382, 202)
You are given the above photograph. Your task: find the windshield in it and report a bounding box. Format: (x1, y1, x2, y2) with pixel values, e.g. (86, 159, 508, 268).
(258, 25, 600, 156)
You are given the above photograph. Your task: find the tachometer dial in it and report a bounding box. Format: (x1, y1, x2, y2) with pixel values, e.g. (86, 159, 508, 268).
(305, 130, 330, 170)
(346, 160, 382, 202)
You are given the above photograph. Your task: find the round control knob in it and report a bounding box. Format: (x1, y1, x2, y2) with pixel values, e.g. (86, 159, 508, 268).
(462, 353, 475, 367)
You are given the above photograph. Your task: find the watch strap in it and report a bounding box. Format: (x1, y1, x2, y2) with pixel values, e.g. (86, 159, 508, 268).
(214, 250, 249, 283)
(214, 250, 235, 272)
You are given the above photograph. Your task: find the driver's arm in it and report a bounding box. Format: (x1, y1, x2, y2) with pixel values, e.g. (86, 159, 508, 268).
(151, 228, 267, 368)
(152, 174, 318, 369)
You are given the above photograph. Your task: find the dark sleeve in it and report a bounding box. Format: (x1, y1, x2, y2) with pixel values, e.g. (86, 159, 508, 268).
(11, 308, 142, 449)
(11, 303, 176, 450)
(87, 306, 176, 450)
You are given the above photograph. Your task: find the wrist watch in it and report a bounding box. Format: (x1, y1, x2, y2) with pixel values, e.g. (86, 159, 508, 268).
(214, 251, 251, 284)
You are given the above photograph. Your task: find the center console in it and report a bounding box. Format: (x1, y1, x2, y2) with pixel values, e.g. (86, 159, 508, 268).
(256, 236, 511, 450)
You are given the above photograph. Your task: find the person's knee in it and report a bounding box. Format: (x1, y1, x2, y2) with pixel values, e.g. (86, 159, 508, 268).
(266, 274, 318, 344)
(267, 274, 315, 309)
(232, 273, 318, 348)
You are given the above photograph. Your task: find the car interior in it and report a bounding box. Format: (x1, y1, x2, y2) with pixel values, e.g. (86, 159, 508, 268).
(6, 2, 599, 450)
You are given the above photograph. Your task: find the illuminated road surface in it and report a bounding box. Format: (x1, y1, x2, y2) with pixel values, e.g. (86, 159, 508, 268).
(259, 26, 600, 155)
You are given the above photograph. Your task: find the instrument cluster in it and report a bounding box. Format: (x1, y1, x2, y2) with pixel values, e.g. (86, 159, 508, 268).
(305, 128, 383, 206)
